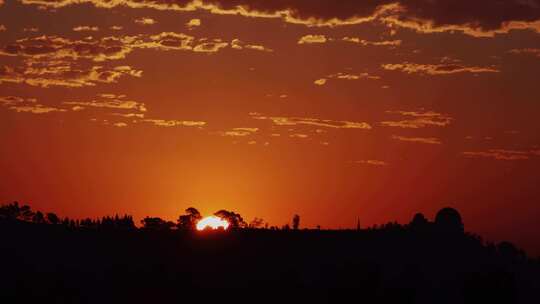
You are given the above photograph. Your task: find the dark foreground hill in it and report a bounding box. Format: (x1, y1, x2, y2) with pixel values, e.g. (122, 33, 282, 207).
(1, 218, 539, 304)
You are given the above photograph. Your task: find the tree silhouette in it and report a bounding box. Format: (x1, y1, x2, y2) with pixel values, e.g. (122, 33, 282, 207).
(249, 217, 264, 229)
(32, 211, 45, 224)
(0, 201, 21, 220)
(409, 212, 429, 232)
(435, 207, 464, 233)
(214, 210, 245, 229)
(20, 204, 34, 221)
(46, 213, 59, 225)
(292, 214, 300, 230)
(141, 217, 174, 231)
(177, 207, 202, 230)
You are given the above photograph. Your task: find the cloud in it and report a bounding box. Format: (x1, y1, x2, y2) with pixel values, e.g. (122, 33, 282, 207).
(342, 37, 401, 46)
(314, 78, 327, 86)
(252, 113, 372, 130)
(508, 48, 540, 57)
(0, 35, 134, 62)
(0, 96, 66, 114)
(113, 122, 128, 127)
(381, 110, 452, 128)
(186, 18, 201, 28)
(0, 33, 273, 63)
(110, 26, 123, 31)
(9, 104, 67, 114)
(111, 112, 145, 118)
(23, 27, 39, 32)
(193, 40, 229, 53)
(314, 72, 380, 86)
(381, 62, 500, 75)
(135, 17, 157, 25)
(140, 119, 206, 127)
(18, 1, 540, 36)
(0, 96, 34, 106)
(392, 135, 442, 145)
(64, 95, 147, 112)
(73, 26, 99, 32)
(0, 32, 267, 89)
(298, 34, 328, 44)
(0, 25, 6, 32)
(231, 39, 273, 52)
(352, 160, 388, 166)
(290, 133, 309, 138)
(1, 63, 142, 88)
(462, 149, 540, 161)
(219, 127, 259, 137)
(332, 72, 380, 80)
(299, 35, 401, 48)
(18, 0, 388, 27)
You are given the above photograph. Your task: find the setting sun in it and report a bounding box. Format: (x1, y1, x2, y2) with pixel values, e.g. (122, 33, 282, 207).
(196, 216, 230, 231)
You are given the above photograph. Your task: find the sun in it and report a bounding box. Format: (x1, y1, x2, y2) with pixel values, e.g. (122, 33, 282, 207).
(196, 216, 230, 231)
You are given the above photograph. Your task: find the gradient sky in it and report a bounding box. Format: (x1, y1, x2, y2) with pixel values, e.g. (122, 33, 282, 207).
(1, 0, 540, 253)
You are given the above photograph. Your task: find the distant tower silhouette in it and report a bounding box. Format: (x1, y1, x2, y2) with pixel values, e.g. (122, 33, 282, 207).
(435, 207, 464, 233)
(356, 218, 361, 231)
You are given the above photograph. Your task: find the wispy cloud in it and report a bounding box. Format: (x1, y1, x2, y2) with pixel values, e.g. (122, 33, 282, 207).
(0, 96, 66, 114)
(219, 127, 259, 137)
(392, 135, 442, 145)
(381, 110, 452, 128)
(113, 122, 128, 127)
(0, 33, 272, 64)
(463, 149, 540, 161)
(186, 19, 201, 29)
(508, 48, 540, 57)
(1, 63, 142, 88)
(315, 72, 380, 85)
(135, 17, 157, 25)
(231, 39, 272, 52)
(314, 78, 327, 86)
(352, 160, 388, 166)
(64, 95, 147, 112)
(17, 1, 540, 36)
(298, 34, 328, 44)
(342, 37, 401, 47)
(382, 62, 500, 75)
(140, 119, 206, 127)
(73, 25, 99, 32)
(252, 114, 372, 130)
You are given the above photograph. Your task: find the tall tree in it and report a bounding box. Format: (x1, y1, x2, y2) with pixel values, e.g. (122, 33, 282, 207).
(177, 207, 202, 230)
(214, 210, 245, 229)
(46, 213, 59, 225)
(292, 214, 300, 230)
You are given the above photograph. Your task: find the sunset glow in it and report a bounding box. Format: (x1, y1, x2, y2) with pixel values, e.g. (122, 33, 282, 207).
(196, 216, 230, 231)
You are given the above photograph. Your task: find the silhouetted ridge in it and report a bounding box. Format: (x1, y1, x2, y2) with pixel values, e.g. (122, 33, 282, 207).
(1, 202, 538, 303)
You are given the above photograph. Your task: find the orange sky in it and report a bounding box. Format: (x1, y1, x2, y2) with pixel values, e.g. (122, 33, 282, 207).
(1, 1, 540, 254)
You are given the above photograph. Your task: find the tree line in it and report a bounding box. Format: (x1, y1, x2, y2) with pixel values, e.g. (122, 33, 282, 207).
(0, 200, 532, 262)
(0, 201, 304, 232)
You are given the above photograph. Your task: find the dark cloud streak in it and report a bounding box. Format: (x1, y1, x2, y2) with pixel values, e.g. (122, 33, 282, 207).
(18, 0, 540, 36)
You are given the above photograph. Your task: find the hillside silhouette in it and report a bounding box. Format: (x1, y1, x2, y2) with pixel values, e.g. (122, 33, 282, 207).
(1, 202, 539, 303)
